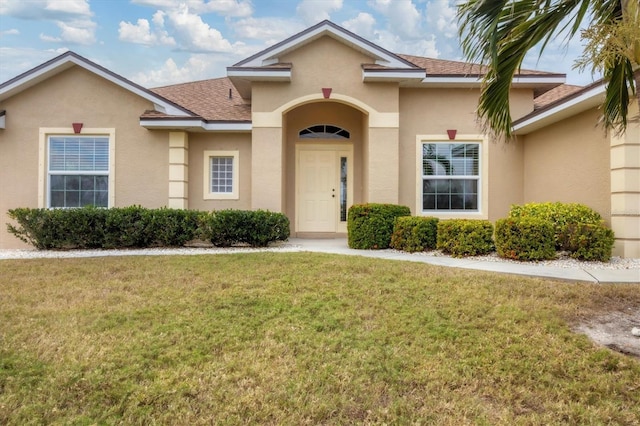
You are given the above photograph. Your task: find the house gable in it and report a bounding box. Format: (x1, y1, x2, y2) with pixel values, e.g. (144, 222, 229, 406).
(228, 20, 425, 99)
(0, 51, 193, 118)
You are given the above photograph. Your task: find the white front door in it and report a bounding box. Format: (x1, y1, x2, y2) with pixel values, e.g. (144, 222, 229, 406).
(296, 146, 352, 233)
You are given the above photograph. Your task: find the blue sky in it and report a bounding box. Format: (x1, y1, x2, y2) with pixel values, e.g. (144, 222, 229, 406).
(0, 0, 597, 88)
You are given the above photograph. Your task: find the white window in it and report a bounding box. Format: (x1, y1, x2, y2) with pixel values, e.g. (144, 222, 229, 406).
(48, 136, 109, 208)
(421, 142, 480, 212)
(204, 150, 239, 200)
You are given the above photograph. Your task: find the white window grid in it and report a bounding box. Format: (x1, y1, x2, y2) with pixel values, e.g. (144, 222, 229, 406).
(210, 156, 234, 193)
(47, 136, 109, 208)
(421, 142, 480, 212)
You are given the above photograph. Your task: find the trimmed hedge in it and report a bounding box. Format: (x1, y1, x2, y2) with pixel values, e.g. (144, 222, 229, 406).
(201, 209, 290, 247)
(563, 222, 615, 262)
(348, 203, 411, 249)
(436, 219, 494, 257)
(509, 202, 603, 250)
(7, 207, 287, 250)
(495, 217, 556, 261)
(390, 216, 439, 252)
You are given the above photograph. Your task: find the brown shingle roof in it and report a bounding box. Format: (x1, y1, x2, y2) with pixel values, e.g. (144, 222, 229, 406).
(146, 54, 570, 122)
(533, 84, 584, 109)
(151, 77, 251, 122)
(397, 54, 557, 76)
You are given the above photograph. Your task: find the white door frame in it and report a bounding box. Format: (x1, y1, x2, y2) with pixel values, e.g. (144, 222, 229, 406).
(295, 143, 354, 233)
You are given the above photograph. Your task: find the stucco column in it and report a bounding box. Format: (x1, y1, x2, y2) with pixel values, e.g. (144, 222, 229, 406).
(610, 115, 640, 258)
(366, 126, 399, 204)
(168, 131, 189, 209)
(251, 126, 284, 212)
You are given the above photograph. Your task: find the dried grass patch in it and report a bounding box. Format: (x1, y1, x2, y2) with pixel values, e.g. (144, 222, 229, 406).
(1, 253, 639, 424)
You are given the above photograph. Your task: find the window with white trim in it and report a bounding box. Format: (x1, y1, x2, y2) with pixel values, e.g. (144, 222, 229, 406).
(48, 136, 109, 208)
(204, 150, 239, 200)
(421, 142, 480, 211)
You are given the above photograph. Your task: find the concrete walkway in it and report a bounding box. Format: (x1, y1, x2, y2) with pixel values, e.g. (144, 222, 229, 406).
(1, 238, 638, 284)
(288, 238, 640, 284)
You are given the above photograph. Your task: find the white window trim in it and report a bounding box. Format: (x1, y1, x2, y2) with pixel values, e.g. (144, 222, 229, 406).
(38, 128, 116, 208)
(203, 150, 239, 200)
(415, 134, 489, 219)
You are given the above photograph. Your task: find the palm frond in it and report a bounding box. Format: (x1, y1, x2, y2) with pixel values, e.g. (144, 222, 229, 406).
(602, 57, 634, 133)
(457, 0, 601, 138)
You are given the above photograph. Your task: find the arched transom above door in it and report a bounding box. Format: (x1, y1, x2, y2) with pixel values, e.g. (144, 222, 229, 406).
(299, 124, 350, 139)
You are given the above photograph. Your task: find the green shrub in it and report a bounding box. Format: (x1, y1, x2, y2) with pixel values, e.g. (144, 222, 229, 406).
(495, 217, 556, 261)
(390, 216, 439, 252)
(149, 208, 201, 247)
(102, 206, 153, 249)
(7, 206, 225, 250)
(509, 202, 602, 250)
(348, 204, 411, 249)
(7, 206, 108, 250)
(202, 209, 290, 247)
(564, 223, 615, 262)
(436, 219, 494, 257)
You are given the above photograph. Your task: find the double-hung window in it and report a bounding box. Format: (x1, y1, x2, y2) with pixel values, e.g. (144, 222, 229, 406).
(421, 142, 480, 212)
(48, 136, 109, 208)
(203, 150, 239, 200)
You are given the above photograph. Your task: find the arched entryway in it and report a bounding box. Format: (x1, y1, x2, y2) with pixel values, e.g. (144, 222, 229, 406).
(284, 101, 365, 235)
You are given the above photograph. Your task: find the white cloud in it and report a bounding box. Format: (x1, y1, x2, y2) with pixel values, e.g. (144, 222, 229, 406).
(165, 4, 236, 52)
(1, 0, 97, 45)
(55, 19, 96, 44)
(119, 4, 245, 53)
(342, 12, 376, 39)
(199, 0, 252, 16)
(368, 0, 422, 39)
(39, 33, 62, 43)
(119, 15, 176, 46)
(0, 46, 68, 83)
(373, 30, 439, 57)
(233, 17, 304, 44)
(296, 0, 343, 25)
(0, 0, 91, 20)
(0, 29, 20, 36)
(44, 0, 91, 16)
(425, 0, 457, 39)
(131, 0, 252, 17)
(132, 53, 237, 86)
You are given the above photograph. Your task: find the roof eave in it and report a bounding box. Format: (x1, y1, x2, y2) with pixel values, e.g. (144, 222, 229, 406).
(362, 69, 426, 82)
(512, 82, 606, 134)
(226, 67, 292, 81)
(140, 117, 252, 132)
(417, 74, 565, 86)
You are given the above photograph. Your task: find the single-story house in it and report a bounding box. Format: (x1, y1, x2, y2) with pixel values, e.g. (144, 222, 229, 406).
(0, 20, 638, 257)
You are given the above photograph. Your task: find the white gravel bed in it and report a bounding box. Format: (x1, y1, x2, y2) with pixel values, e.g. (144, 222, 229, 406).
(400, 250, 640, 270)
(1, 244, 638, 271)
(0, 243, 303, 260)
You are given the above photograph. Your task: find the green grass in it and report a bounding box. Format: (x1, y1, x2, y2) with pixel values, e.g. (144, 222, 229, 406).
(1, 252, 639, 424)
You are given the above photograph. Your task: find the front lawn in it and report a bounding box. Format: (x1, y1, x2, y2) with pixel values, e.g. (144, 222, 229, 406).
(1, 253, 638, 424)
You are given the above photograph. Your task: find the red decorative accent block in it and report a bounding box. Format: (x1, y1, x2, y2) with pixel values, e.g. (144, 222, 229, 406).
(322, 88, 332, 99)
(72, 123, 83, 134)
(447, 129, 457, 140)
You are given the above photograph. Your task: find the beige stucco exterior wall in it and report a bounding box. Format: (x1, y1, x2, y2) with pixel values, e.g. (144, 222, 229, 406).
(188, 132, 252, 211)
(252, 36, 399, 114)
(522, 108, 611, 222)
(250, 35, 401, 220)
(398, 88, 525, 220)
(0, 65, 169, 249)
